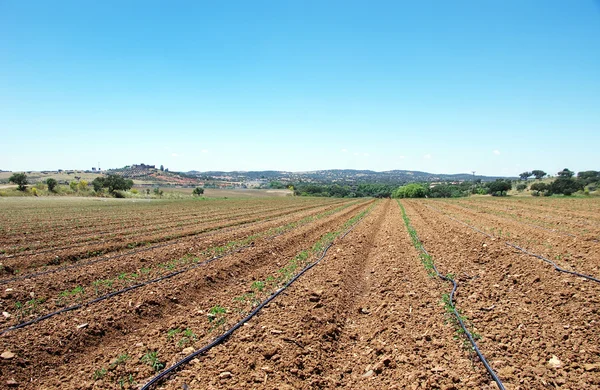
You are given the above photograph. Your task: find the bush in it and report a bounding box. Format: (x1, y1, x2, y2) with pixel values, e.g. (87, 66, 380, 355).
(516, 184, 527, 192)
(78, 180, 88, 191)
(69, 181, 78, 192)
(393, 184, 427, 198)
(192, 187, 205, 196)
(9, 173, 28, 191)
(46, 178, 58, 192)
(487, 179, 512, 196)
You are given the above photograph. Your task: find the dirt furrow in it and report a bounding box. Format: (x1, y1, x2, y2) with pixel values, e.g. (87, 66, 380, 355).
(429, 201, 600, 276)
(159, 199, 490, 389)
(403, 200, 600, 389)
(0, 200, 373, 389)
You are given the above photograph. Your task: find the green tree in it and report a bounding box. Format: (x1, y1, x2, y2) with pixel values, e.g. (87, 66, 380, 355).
(9, 173, 28, 191)
(192, 187, 204, 196)
(550, 168, 582, 196)
(104, 175, 133, 193)
(69, 181, 78, 192)
(530, 182, 548, 192)
(46, 178, 58, 192)
(487, 179, 512, 196)
(532, 170, 547, 180)
(519, 172, 532, 180)
(160, 165, 164, 171)
(393, 183, 428, 198)
(92, 177, 105, 192)
(557, 168, 574, 178)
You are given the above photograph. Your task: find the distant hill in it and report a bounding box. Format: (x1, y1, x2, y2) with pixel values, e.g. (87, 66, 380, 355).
(186, 169, 509, 185)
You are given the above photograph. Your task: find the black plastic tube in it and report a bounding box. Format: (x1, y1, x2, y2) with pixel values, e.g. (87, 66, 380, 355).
(140, 206, 373, 390)
(0, 201, 371, 334)
(0, 201, 351, 285)
(425, 203, 600, 284)
(398, 201, 506, 390)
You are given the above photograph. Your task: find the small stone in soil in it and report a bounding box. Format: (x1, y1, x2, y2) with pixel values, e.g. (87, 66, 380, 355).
(1, 351, 15, 359)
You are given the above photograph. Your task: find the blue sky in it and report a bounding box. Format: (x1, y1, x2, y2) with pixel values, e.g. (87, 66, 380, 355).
(1, 1, 599, 176)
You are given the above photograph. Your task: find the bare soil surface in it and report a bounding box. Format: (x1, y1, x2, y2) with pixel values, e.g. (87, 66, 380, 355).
(1, 197, 599, 390)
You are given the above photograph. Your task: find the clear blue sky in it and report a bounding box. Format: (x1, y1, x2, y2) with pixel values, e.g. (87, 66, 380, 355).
(1, 1, 599, 176)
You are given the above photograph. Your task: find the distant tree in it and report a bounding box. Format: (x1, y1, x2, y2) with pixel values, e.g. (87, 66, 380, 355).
(577, 170, 600, 185)
(557, 168, 574, 178)
(46, 178, 58, 192)
(550, 168, 582, 196)
(160, 165, 164, 171)
(9, 173, 28, 191)
(516, 183, 527, 192)
(530, 182, 549, 192)
(103, 175, 133, 193)
(92, 177, 105, 192)
(532, 170, 547, 180)
(393, 184, 428, 198)
(192, 187, 204, 196)
(153, 187, 164, 197)
(519, 172, 532, 180)
(487, 179, 512, 196)
(269, 181, 286, 189)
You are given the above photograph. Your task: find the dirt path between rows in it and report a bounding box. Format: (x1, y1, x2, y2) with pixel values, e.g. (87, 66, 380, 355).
(403, 200, 600, 389)
(162, 199, 491, 389)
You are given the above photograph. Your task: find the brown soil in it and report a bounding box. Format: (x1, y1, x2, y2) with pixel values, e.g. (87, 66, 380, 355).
(1, 197, 599, 390)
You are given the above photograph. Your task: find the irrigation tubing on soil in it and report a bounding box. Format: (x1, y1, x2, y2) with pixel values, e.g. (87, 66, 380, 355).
(0, 201, 371, 334)
(139, 205, 373, 390)
(0, 202, 320, 260)
(0, 246, 249, 335)
(0, 202, 340, 286)
(399, 201, 506, 390)
(425, 203, 600, 284)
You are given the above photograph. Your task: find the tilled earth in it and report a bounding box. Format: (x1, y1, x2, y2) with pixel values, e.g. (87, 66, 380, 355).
(1, 197, 599, 389)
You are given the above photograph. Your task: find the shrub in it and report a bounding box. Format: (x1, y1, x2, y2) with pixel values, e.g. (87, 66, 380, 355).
(78, 180, 88, 191)
(192, 187, 204, 196)
(393, 184, 427, 198)
(9, 173, 28, 191)
(69, 181, 78, 192)
(516, 184, 527, 192)
(46, 178, 58, 192)
(487, 180, 512, 196)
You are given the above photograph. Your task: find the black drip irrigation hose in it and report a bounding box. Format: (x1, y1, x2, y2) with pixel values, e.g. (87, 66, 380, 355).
(0, 202, 344, 286)
(452, 202, 580, 239)
(0, 202, 322, 260)
(0, 246, 249, 335)
(424, 203, 600, 284)
(399, 201, 505, 390)
(139, 206, 373, 390)
(0, 201, 371, 334)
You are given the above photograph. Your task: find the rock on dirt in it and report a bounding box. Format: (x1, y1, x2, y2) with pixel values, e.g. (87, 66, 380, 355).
(1, 351, 15, 359)
(548, 355, 562, 368)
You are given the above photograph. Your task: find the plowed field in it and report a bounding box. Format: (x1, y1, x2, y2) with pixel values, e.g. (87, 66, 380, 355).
(1, 196, 599, 389)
